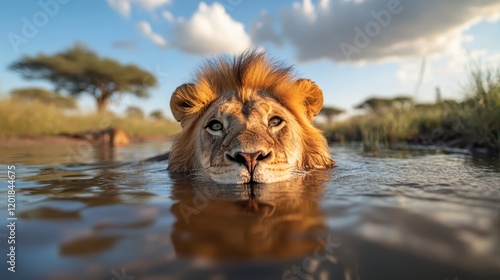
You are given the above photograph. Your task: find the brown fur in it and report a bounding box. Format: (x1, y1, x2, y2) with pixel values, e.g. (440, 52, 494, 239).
(68, 127, 131, 147)
(169, 50, 334, 178)
(108, 128, 131, 147)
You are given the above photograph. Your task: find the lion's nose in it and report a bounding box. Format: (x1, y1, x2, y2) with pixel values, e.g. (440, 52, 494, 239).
(227, 151, 271, 174)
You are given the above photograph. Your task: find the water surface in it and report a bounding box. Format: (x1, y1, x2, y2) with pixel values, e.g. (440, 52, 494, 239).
(0, 142, 499, 280)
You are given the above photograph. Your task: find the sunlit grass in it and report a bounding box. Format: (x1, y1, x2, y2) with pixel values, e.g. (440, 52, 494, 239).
(445, 64, 500, 150)
(322, 107, 444, 150)
(322, 63, 500, 154)
(0, 98, 180, 137)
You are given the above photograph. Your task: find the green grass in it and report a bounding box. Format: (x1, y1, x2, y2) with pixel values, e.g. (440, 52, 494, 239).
(445, 65, 500, 150)
(0, 98, 180, 137)
(322, 106, 444, 150)
(322, 64, 500, 154)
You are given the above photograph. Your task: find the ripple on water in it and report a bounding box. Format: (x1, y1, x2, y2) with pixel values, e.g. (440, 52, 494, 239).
(0, 143, 499, 280)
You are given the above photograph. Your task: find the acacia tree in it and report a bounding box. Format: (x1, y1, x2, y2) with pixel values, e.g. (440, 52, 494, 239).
(355, 97, 395, 112)
(9, 44, 157, 114)
(150, 109, 164, 120)
(355, 96, 413, 112)
(319, 106, 344, 124)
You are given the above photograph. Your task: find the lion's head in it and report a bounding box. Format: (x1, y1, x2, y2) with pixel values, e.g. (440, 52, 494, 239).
(168, 50, 334, 184)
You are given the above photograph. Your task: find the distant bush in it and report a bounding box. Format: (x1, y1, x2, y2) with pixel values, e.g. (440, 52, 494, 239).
(150, 110, 165, 121)
(10, 87, 77, 109)
(126, 106, 144, 119)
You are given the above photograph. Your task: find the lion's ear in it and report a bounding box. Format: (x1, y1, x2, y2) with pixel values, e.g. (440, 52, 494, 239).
(296, 79, 324, 121)
(170, 83, 197, 123)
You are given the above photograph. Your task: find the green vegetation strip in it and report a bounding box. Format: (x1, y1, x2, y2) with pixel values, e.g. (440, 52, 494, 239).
(0, 98, 180, 137)
(321, 65, 500, 154)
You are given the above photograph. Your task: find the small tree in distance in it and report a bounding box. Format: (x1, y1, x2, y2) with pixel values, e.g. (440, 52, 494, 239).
(126, 106, 144, 119)
(355, 96, 413, 112)
(150, 110, 164, 121)
(9, 44, 157, 114)
(355, 97, 394, 112)
(319, 106, 345, 124)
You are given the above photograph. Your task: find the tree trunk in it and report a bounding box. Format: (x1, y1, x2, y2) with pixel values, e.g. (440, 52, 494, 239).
(94, 81, 112, 114)
(96, 97, 108, 114)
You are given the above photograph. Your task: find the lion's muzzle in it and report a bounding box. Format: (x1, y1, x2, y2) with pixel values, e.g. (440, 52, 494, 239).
(226, 151, 272, 178)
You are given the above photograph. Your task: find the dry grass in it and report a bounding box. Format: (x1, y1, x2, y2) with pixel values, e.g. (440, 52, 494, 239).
(321, 107, 444, 150)
(322, 64, 500, 153)
(0, 98, 180, 137)
(444, 65, 500, 149)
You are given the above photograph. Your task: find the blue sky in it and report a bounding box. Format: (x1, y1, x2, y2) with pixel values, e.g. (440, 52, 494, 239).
(1, 0, 499, 118)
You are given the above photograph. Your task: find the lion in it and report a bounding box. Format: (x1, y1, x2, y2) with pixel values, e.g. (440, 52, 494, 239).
(65, 127, 131, 147)
(168, 50, 334, 184)
(94, 127, 131, 147)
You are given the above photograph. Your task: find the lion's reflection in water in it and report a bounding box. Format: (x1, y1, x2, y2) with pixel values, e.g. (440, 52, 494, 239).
(169, 171, 358, 279)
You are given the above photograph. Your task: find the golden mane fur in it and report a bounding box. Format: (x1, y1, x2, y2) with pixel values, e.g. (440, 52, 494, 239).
(169, 50, 334, 180)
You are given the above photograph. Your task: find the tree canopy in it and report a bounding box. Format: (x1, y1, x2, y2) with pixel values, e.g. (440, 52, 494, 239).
(9, 44, 157, 114)
(126, 106, 144, 119)
(319, 106, 345, 123)
(150, 109, 164, 120)
(355, 97, 393, 111)
(355, 96, 413, 112)
(10, 87, 77, 109)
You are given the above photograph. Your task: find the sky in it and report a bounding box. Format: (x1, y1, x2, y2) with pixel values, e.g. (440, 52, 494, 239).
(1, 0, 499, 118)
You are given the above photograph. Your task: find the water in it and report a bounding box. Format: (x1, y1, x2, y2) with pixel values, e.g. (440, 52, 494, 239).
(0, 142, 499, 280)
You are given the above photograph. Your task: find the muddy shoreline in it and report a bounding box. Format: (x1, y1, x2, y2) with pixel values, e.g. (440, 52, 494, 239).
(406, 129, 499, 156)
(0, 135, 171, 146)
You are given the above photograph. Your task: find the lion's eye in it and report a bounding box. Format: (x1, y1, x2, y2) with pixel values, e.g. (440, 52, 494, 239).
(207, 120, 223, 131)
(269, 116, 283, 127)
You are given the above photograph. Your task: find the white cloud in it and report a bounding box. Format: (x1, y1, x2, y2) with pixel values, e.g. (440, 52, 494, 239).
(171, 2, 252, 55)
(135, 0, 171, 10)
(484, 51, 500, 63)
(107, 0, 131, 18)
(264, 0, 500, 63)
(162, 10, 174, 23)
(136, 21, 167, 49)
(107, 0, 171, 18)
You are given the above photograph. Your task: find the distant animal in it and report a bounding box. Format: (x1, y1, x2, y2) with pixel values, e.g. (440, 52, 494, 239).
(167, 50, 334, 184)
(66, 127, 131, 147)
